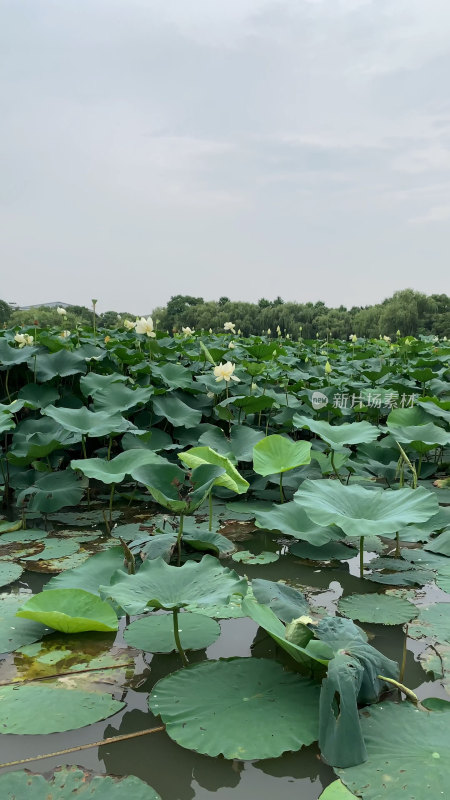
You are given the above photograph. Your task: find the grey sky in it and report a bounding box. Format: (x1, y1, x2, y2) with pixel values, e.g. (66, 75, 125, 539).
(1, 0, 449, 314)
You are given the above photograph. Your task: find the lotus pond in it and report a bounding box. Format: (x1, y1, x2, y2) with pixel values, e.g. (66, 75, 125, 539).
(0, 323, 449, 799)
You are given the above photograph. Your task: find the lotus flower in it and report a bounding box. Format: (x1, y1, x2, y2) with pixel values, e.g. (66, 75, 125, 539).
(60, 330, 71, 339)
(213, 361, 240, 383)
(135, 316, 156, 337)
(57, 307, 67, 316)
(14, 333, 34, 348)
(228, 341, 235, 349)
(223, 322, 236, 334)
(123, 319, 136, 330)
(349, 334, 357, 343)
(325, 360, 332, 374)
(182, 326, 194, 336)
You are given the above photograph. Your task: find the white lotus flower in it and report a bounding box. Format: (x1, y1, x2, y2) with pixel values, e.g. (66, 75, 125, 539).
(123, 319, 136, 330)
(223, 322, 236, 334)
(14, 333, 34, 348)
(60, 330, 71, 338)
(135, 316, 156, 337)
(213, 361, 240, 383)
(383, 335, 391, 343)
(228, 341, 235, 349)
(349, 334, 357, 343)
(209, 328, 213, 334)
(267, 328, 271, 335)
(57, 307, 67, 316)
(182, 326, 194, 336)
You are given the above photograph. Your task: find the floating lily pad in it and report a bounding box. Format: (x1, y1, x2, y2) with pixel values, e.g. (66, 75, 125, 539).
(149, 657, 320, 759)
(0, 765, 161, 799)
(338, 593, 416, 625)
(0, 529, 49, 543)
(22, 538, 79, 562)
(336, 702, 450, 799)
(290, 541, 357, 562)
(0, 561, 24, 587)
(17, 589, 118, 633)
(409, 603, 450, 642)
(0, 683, 124, 734)
(124, 612, 220, 653)
(0, 593, 48, 653)
(232, 550, 279, 565)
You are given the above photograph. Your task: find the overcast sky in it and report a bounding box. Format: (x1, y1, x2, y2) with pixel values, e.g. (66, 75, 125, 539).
(1, 0, 450, 314)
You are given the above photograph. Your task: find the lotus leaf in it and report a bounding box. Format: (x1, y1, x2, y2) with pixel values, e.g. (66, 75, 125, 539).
(0, 593, 49, 653)
(71, 449, 166, 484)
(252, 578, 309, 622)
(149, 657, 320, 759)
(124, 612, 220, 653)
(253, 434, 311, 476)
(338, 593, 416, 625)
(100, 555, 247, 615)
(0, 766, 161, 799)
(17, 588, 118, 632)
(0, 683, 124, 733)
(178, 446, 249, 493)
(293, 416, 379, 449)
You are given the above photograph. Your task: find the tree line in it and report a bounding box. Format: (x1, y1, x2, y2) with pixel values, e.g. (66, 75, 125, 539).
(1, 289, 448, 339)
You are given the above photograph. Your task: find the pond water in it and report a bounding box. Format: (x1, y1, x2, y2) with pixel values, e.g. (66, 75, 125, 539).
(0, 513, 446, 800)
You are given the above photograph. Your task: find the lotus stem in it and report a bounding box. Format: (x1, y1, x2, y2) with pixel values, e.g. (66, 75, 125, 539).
(399, 624, 408, 682)
(209, 490, 213, 531)
(377, 675, 418, 706)
(107, 435, 113, 461)
(279, 473, 285, 504)
(330, 449, 343, 483)
(109, 483, 115, 525)
(177, 513, 184, 566)
(395, 530, 401, 558)
(81, 434, 87, 460)
(5, 369, 11, 404)
(173, 609, 188, 667)
(359, 536, 364, 579)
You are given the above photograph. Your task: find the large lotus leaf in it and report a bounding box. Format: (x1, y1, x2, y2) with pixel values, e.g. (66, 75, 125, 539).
(43, 405, 136, 436)
(152, 395, 202, 428)
(338, 593, 416, 625)
(293, 416, 379, 450)
(151, 362, 194, 389)
(0, 683, 124, 734)
(80, 371, 128, 396)
(319, 652, 367, 768)
(386, 407, 450, 446)
(100, 555, 247, 614)
(17, 588, 118, 633)
(185, 587, 255, 619)
(135, 532, 178, 562)
(32, 349, 87, 381)
(314, 617, 399, 703)
(198, 425, 265, 462)
(22, 537, 79, 562)
(252, 578, 309, 622)
(71, 449, 166, 484)
(336, 702, 450, 799)
(418, 398, 450, 425)
(241, 597, 326, 667)
(0, 561, 23, 586)
(290, 540, 357, 561)
(93, 383, 153, 414)
(253, 434, 311, 476)
(425, 528, 450, 556)
(121, 428, 174, 452)
(132, 462, 225, 513)
(0, 593, 49, 653)
(16, 470, 84, 513)
(408, 603, 450, 642)
(181, 526, 235, 557)
(8, 417, 81, 465)
(0, 338, 38, 365)
(0, 766, 161, 799)
(254, 501, 341, 545)
(178, 446, 249, 494)
(149, 657, 320, 759)
(319, 781, 356, 800)
(45, 546, 126, 594)
(295, 480, 438, 537)
(124, 612, 220, 653)
(18, 383, 59, 409)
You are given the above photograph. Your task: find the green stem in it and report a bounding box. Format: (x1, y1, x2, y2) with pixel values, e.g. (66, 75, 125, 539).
(395, 530, 400, 558)
(399, 624, 408, 682)
(359, 536, 364, 579)
(81, 435, 88, 460)
(377, 675, 418, 705)
(330, 449, 343, 483)
(109, 483, 115, 525)
(107, 435, 113, 461)
(279, 473, 284, 504)
(173, 609, 188, 667)
(208, 490, 213, 531)
(177, 513, 184, 566)
(5, 369, 11, 404)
